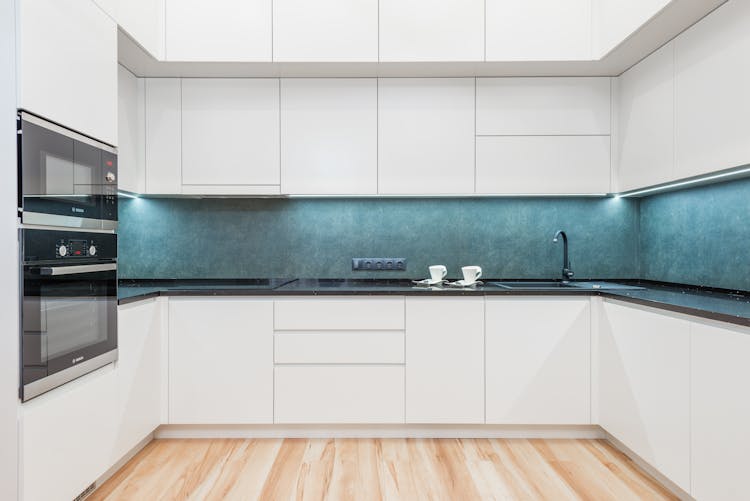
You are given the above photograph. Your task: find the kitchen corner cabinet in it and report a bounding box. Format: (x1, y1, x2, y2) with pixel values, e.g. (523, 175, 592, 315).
(17, 0, 117, 145)
(144, 78, 181, 194)
(485, 298, 591, 424)
(598, 300, 690, 493)
(405, 298, 484, 424)
(169, 299, 273, 424)
(117, 65, 146, 194)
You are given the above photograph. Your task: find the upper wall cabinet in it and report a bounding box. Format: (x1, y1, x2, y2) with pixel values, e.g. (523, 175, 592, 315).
(96, 0, 165, 59)
(485, 0, 591, 61)
(674, 0, 750, 179)
(144, 78, 181, 194)
(592, 0, 671, 57)
(379, 0, 484, 61)
(273, 0, 378, 62)
(117, 66, 145, 194)
(17, 0, 117, 145)
(165, 0, 271, 61)
(181, 79, 280, 194)
(280, 79, 377, 195)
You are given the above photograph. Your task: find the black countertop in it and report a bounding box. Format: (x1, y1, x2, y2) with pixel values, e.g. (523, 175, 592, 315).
(118, 278, 750, 328)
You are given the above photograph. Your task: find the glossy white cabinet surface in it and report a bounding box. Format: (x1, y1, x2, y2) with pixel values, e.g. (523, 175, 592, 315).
(165, 0, 271, 61)
(486, 298, 591, 425)
(169, 299, 273, 424)
(599, 301, 690, 492)
(117, 66, 145, 194)
(675, 0, 750, 178)
(280, 79, 377, 195)
(144, 78, 181, 194)
(181, 79, 280, 190)
(275, 331, 404, 364)
(485, 0, 591, 61)
(616, 42, 675, 192)
(17, 0, 117, 144)
(274, 297, 404, 331)
(476, 77, 611, 135)
(378, 78, 475, 194)
(116, 0, 166, 59)
(273, 0, 377, 61)
(592, 0, 671, 57)
(405, 298, 484, 424)
(691, 321, 750, 501)
(379, 0, 483, 61)
(476, 136, 611, 194)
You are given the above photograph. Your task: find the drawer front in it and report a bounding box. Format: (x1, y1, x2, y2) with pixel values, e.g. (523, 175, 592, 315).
(274, 366, 405, 423)
(274, 298, 405, 330)
(275, 331, 405, 364)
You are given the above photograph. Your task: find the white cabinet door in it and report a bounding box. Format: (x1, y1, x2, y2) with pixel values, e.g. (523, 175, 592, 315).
(181, 79, 280, 194)
(116, 0, 166, 59)
(616, 42, 675, 192)
(273, 0, 377, 62)
(165, 0, 271, 61)
(485, 0, 591, 61)
(20, 366, 117, 501)
(379, 0, 483, 61)
(169, 299, 273, 424)
(17, 0, 117, 144)
(280, 79, 377, 195)
(117, 65, 145, 194)
(113, 300, 162, 463)
(378, 78, 475, 194)
(691, 321, 750, 501)
(599, 301, 690, 492)
(405, 298, 484, 424)
(675, 0, 750, 178)
(476, 136, 611, 195)
(144, 78, 181, 194)
(476, 77, 611, 135)
(485, 298, 591, 424)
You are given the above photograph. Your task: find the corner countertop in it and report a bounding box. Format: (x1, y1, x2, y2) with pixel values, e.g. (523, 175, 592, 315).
(118, 278, 750, 328)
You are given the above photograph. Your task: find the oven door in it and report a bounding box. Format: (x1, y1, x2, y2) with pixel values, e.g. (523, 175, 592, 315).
(18, 113, 118, 230)
(21, 261, 118, 401)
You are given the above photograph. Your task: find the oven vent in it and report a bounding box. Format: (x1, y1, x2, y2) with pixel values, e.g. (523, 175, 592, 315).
(73, 482, 96, 501)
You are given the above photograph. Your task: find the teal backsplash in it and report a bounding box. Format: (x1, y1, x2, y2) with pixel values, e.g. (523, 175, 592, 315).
(118, 197, 639, 280)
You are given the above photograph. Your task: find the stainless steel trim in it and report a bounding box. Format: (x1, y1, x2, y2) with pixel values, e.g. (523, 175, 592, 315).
(39, 263, 117, 276)
(22, 212, 118, 231)
(19, 111, 118, 153)
(19, 223, 116, 234)
(101, 219, 118, 231)
(22, 349, 118, 402)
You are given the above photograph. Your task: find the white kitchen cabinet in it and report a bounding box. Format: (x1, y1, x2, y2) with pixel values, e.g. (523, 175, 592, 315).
(476, 136, 611, 195)
(20, 366, 117, 501)
(116, 0, 166, 59)
(280, 79, 377, 195)
(117, 65, 145, 194)
(485, 0, 591, 61)
(675, 0, 750, 178)
(275, 331, 404, 364)
(591, 0, 671, 58)
(275, 297, 404, 331)
(169, 299, 273, 424)
(476, 77, 611, 136)
(691, 321, 750, 501)
(113, 299, 162, 463)
(17, 0, 117, 145)
(144, 78, 181, 194)
(485, 298, 591, 424)
(181, 79, 280, 194)
(165, 0, 271, 61)
(379, 0, 483, 61)
(378, 78, 475, 194)
(616, 42, 675, 192)
(273, 0, 377, 62)
(405, 298, 484, 424)
(599, 300, 690, 492)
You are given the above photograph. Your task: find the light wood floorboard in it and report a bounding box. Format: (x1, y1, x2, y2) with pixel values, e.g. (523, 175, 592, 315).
(89, 438, 677, 500)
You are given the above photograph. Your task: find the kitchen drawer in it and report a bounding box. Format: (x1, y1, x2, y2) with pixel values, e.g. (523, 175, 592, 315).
(274, 366, 405, 423)
(275, 331, 405, 364)
(274, 298, 404, 331)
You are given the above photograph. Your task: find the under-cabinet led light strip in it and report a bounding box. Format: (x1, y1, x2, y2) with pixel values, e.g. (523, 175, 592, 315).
(616, 167, 750, 198)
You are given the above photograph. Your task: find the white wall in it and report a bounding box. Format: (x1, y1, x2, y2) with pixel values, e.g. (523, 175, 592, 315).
(0, 0, 19, 498)
(592, 0, 672, 57)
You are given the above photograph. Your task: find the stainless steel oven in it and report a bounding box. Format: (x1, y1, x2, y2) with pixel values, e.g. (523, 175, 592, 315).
(20, 228, 117, 401)
(17, 112, 118, 230)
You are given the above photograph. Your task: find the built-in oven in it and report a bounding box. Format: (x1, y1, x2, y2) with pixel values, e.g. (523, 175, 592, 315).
(17, 111, 118, 230)
(20, 228, 117, 402)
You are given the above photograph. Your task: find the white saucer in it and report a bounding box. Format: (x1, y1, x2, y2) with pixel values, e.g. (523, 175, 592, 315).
(447, 280, 483, 287)
(412, 278, 446, 286)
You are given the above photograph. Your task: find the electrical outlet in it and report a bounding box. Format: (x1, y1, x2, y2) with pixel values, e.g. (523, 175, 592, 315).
(352, 258, 407, 271)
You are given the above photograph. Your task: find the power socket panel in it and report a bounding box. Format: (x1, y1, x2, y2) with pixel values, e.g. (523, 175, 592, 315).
(352, 257, 407, 271)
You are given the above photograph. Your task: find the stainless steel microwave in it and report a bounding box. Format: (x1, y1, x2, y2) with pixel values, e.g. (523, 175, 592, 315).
(17, 112, 118, 230)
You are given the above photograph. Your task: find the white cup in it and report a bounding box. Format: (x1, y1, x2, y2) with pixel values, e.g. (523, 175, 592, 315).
(429, 265, 447, 282)
(461, 266, 482, 284)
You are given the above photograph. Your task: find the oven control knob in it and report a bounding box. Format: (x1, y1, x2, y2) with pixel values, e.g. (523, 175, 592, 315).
(88, 245, 97, 256)
(105, 172, 116, 183)
(58, 245, 67, 257)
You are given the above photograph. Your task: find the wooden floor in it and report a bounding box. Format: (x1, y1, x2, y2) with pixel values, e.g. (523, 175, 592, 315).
(90, 438, 677, 501)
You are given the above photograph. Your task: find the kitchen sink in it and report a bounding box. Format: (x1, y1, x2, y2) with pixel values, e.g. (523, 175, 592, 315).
(488, 281, 575, 289)
(488, 281, 645, 291)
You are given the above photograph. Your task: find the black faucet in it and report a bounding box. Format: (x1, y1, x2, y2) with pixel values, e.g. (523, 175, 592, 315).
(553, 230, 574, 283)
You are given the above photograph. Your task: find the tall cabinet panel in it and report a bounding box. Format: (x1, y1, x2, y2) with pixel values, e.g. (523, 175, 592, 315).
(144, 78, 181, 194)
(117, 66, 145, 194)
